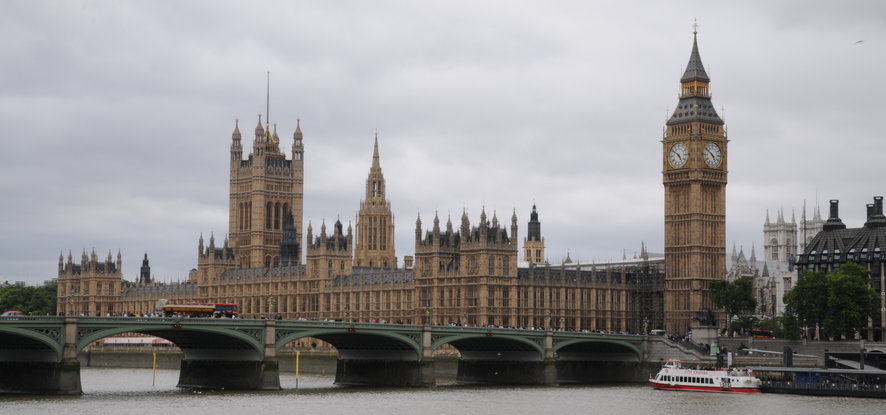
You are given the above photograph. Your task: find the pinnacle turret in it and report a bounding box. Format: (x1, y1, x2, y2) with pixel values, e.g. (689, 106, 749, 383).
(294, 118, 303, 140)
(254, 114, 264, 138)
(232, 118, 241, 141)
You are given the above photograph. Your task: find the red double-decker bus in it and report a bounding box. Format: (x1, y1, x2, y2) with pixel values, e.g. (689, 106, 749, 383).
(749, 329, 773, 339)
(186, 302, 239, 318)
(155, 300, 239, 318)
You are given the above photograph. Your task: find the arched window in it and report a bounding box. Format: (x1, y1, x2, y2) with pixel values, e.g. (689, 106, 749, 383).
(266, 203, 272, 229)
(274, 202, 281, 229)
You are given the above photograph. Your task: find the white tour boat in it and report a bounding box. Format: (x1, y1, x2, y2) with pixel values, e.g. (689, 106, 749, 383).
(649, 360, 761, 393)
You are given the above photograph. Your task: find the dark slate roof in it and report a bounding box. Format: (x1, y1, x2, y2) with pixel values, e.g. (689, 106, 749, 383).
(803, 228, 856, 256)
(797, 224, 886, 266)
(667, 96, 723, 125)
(847, 226, 886, 255)
(220, 265, 306, 280)
(331, 267, 414, 287)
(681, 33, 710, 83)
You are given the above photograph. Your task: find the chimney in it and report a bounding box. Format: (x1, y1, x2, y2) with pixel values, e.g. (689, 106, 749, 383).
(865, 196, 886, 228)
(822, 199, 846, 231)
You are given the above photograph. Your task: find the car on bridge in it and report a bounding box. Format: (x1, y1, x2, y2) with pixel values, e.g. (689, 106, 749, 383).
(1, 310, 24, 317)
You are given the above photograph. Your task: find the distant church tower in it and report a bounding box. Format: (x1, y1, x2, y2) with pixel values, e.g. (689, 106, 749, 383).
(524, 204, 545, 263)
(763, 209, 797, 262)
(228, 116, 304, 268)
(354, 134, 397, 268)
(662, 28, 728, 334)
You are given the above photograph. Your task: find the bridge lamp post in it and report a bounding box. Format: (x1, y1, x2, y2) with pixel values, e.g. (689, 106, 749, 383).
(67, 290, 78, 316)
(423, 305, 430, 326)
(559, 317, 565, 331)
(545, 310, 551, 331)
(344, 306, 350, 323)
(268, 298, 276, 320)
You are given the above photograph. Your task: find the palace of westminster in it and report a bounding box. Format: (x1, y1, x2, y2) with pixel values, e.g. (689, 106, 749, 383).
(54, 32, 886, 337)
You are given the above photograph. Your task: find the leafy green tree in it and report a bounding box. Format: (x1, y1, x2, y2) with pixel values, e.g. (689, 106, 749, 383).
(784, 270, 828, 339)
(0, 281, 57, 316)
(823, 262, 878, 339)
(710, 278, 757, 337)
(778, 310, 802, 340)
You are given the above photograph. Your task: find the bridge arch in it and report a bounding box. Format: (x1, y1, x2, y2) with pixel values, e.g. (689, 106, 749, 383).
(553, 338, 643, 362)
(76, 324, 265, 358)
(431, 333, 546, 361)
(275, 328, 422, 360)
(0, 325, 63, 362)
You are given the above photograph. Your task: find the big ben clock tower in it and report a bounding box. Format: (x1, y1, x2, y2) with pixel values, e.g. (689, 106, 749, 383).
(663, 27, 727, 335)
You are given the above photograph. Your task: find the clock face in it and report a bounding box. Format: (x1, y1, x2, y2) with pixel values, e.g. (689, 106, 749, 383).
(704, 142, 722, 168)
(668, 143, 688, 168)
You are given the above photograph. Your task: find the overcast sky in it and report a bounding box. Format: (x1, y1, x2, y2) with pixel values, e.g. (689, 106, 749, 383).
(1, 1, 884, 285)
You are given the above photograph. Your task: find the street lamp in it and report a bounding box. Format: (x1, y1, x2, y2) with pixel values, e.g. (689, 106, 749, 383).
(423, 305, 431, 326)
(67, 289, 78, 316)
(344, 306, 350, 323)
(643, 316, 649, 335)
(268, 298, 276, 319)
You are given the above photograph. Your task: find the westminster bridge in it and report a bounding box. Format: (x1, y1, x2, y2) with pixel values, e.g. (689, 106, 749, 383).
(0, 316, 673, 394)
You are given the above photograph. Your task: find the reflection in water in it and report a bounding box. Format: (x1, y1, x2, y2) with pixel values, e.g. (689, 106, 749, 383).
(2, 368, 886, 415)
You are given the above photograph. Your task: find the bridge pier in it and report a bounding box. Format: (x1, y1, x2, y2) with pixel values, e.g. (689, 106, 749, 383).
(176, 320, 280, 391)
(58, 316, 83, 394)
(0, 317, 82, 395)
(334, 326, 435, 387)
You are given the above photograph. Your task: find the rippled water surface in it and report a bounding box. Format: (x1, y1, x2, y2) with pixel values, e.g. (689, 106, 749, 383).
(2, 368, 886, 415)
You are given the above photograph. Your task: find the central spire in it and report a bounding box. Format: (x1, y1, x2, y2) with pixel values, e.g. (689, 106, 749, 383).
(667, 25, 722, 125)
(364, 131, 386, 201)
(681, 28, 710, 83)
(372, 130, 380, 169)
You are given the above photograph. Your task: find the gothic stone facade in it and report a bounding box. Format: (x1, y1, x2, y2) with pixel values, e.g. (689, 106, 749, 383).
(59, 118, 664, 332)
(56, 249, 123, 316)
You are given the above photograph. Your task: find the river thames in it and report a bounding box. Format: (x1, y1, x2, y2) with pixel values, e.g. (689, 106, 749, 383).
(2, 368, 885, 415)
